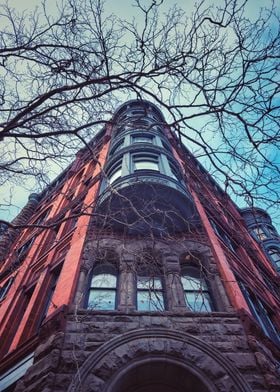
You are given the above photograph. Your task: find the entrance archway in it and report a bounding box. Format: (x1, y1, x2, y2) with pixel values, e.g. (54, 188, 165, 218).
(107, 358, 211, 392)
(67, 328, 252, 392)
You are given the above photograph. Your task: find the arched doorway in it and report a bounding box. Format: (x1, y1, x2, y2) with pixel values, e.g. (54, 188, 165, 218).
(67, 329, 253, 392)
(107, 358, 211, 392)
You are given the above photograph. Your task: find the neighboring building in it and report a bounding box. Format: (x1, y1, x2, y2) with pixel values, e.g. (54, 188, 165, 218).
(0, 100, 279, 391)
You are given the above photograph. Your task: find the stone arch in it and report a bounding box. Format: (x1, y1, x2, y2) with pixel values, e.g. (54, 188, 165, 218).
(67, 328, 252, 392)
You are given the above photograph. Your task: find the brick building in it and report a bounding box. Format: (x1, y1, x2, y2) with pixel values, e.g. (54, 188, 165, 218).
(0, 100, 279, 391)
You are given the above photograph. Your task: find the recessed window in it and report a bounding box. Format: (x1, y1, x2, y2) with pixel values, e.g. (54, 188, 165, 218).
(108, 168, 122, 184)
(131, 134, 154, 144)
(110, 138, 124, 155)
(239, 282, 280, 345)
(87, 272, 117, 310)
(133, 154, 159, 172)
(0, 277, 14, 301)
(181, 266, 213, 312)
(252, 226, 267, 241)
(168, 160, 181, 181)
(268, 248, 280, 269)
(17, 237, 35, 263)
(267, 226, 277, 237)
(137, 276, 165, 311)
(161, 140, 172, 152)
(210, 220, 236, 252)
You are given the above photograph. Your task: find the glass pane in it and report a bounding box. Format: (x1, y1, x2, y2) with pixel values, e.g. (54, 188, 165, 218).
(91, 273, 117, 288)
(254, 227, 267, 240)
(185, 292, 212, 312)
(137, 277, 162, 290)
(181, 275, 207, 291)
(134, 160, 159, 171)
(132, 136, 153, 143)
(108, 169, 122, 184)
(268, 249, 280, 262)
(88, 289, 116, 310)
(137, 291, 164, 311)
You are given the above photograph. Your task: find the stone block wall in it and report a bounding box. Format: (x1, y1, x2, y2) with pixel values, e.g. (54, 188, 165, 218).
(14, 311, 280, 392)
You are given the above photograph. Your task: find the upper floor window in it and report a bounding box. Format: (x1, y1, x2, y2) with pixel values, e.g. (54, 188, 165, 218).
(252, 226, 267, 241)
(131, 134, 154, 144)
(87, 267, 117, 310)
(210, 220, 236, 252)
(181, 266, 213, 312)
(110, 138, 124, 155)
(37, 265, 62, 327)
(133, 154, 160, 172)
(33, 207, 51, 226)
(137, 276, 165, 311)
(17, 237, 35, 263)
(267, 248, 280, 270)
(107, 160, 122, 184)
(108, 168, 122, 184)
(0, 277, 14, 301)
(239, 282, 280, 345)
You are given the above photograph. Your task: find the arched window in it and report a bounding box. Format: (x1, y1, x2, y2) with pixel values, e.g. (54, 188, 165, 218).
(87, 266, 117, 310)
(267, 248, 280, 270)
(181, 266, 213, 312)
(137, 276, 165, 311)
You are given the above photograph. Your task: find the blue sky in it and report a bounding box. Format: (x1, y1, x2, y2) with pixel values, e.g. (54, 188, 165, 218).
(0, 0, 279, 230)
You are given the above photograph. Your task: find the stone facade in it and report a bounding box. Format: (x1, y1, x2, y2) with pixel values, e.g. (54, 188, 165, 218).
(1, 100, 279, 392)
(14, 311, 280, 391)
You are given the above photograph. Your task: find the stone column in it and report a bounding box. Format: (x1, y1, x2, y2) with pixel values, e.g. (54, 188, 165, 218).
(163, 253, 186, 312)
(118, 256, 135, 312)
(73, 262, 91, 309)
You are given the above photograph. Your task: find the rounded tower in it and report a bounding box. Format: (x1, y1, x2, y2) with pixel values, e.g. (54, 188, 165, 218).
(240, 207, 280, 272)
(95, 100, 199, 235)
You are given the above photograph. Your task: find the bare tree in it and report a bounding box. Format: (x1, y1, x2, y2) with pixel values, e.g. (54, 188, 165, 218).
(0, 0, 279, 223)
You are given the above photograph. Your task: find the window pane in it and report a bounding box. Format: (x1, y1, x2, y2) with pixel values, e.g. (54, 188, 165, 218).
(137, 291, 164, 311)
(134, 160, 159, 171)
(181, 275, 207, 291)
(108, 169, 122, 184)
(268, 249, 280, 263)
(253, 227, 267, 240)
(91, 273, 117, 288)
(185, 292, 212, 312)
(132, 135, 153, 143)
(88, 289, 116, 310)
(137, 277, 162, 290)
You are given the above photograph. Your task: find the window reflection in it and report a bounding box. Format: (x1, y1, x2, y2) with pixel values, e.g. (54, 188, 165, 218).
(137, 276, 164, 311)
(133, 155, 160, 172)
(181, 266, 212, 312)
(88, 273, 117, 310)
(268, 248, 280, 269)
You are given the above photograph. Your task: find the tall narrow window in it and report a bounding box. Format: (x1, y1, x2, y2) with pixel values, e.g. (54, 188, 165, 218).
(38, 265, 62, 328)
(239, 282, 280, 345)
(87, 268, 117, 310)
(181, 266, 213, 312)
(137, 276, 165, 311)
(107, 160, 122, 184)
(267, 248, 280, 270)
(17, 237, 35, 264)
(0, 277, 14, 301)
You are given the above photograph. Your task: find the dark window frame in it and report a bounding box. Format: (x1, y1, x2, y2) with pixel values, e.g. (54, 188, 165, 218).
(86, 265, 118, 311)
(181, 265, 214, 312)
(136, 275, 165, 312)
